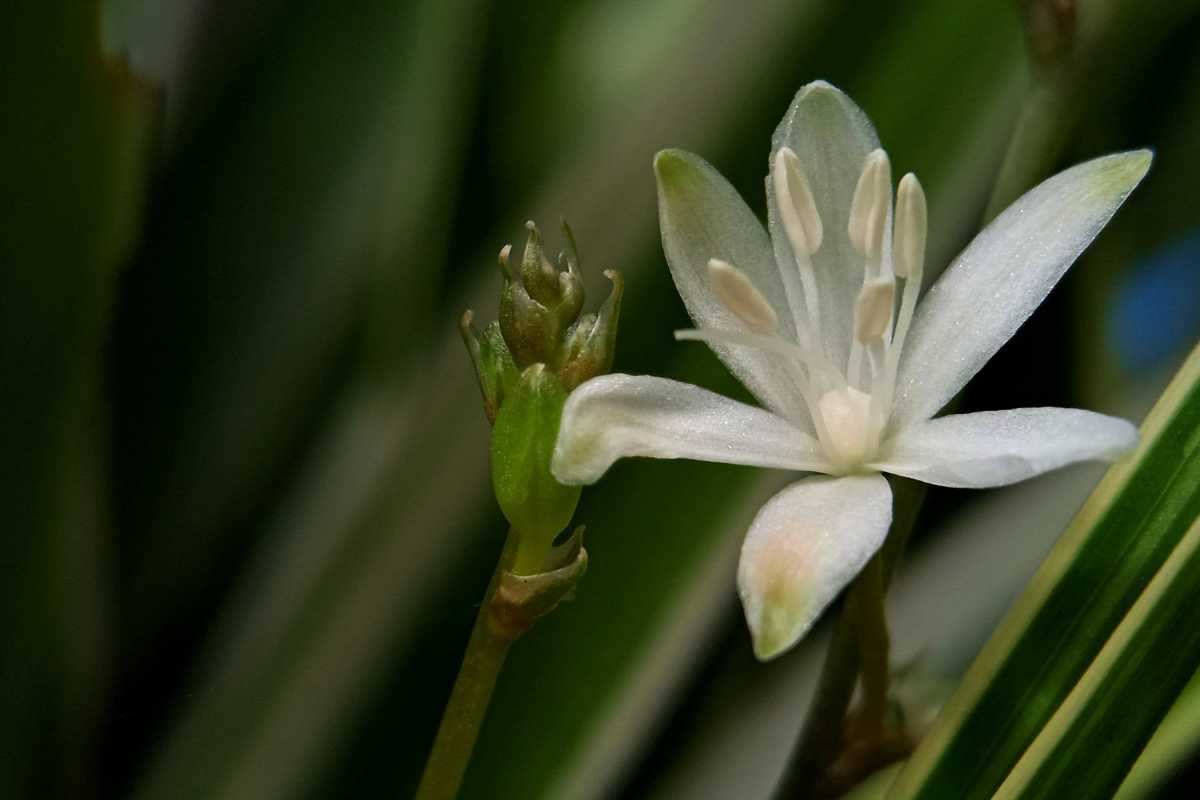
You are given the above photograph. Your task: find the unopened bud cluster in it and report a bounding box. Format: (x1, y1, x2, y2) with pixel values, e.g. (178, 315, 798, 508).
(463, 222, 622, 422)
(461, 221, 622, 574)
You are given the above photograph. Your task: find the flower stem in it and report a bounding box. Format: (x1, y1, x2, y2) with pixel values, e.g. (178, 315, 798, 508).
(771, 603, 860, 799)
(416, 530, 520, 800)
(851, 554, 890, 734)
(982, 76, 1073, 223)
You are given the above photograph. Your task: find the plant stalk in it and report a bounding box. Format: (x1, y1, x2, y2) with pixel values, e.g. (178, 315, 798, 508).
(416, 530, 520, 800)
(772, 603, 861, 799)
(852, 554, 890, 734)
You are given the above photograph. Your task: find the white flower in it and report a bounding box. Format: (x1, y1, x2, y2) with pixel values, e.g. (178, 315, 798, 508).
(551, 81, 1150, 660)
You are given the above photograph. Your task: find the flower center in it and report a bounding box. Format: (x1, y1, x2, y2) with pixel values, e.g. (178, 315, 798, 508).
(817, 386, 874, 468)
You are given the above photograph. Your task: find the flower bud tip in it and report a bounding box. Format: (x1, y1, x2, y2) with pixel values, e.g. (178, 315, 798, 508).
(560, 219, 581, 271)
(498, 244, 514, 279)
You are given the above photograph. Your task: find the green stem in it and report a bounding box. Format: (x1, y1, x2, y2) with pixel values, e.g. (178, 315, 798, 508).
(851, 554, 890, 734)
(416, 530, 520, 800)
(772, 602, 860, 799)
(981, 73, 1073, 223)
(983, 0, 1192, 224)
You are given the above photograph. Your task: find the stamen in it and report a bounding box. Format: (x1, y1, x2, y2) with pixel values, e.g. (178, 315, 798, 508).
(772, 148, 825, 346)
(853, 277, 895, 344)
(883, 173, 928, 420)
(866, 338, 888, 447)
(674, 327, 837, 386)
(848, 149, 892, 260)
(773, 148, 823, 254)
(707, 259, 779, 334)
(847, 276, 892, 388)
(675, 327, 836, 445)
(893, 172, 927, 281)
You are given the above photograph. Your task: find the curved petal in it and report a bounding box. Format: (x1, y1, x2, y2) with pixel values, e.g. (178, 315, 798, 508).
(873, 407, 1138, 489)
(892, 150, 1153, 425)
(767, 81, 884, 369)
(738, 473, 892, 661)
(551, 374, 828, 485)
(654, 149, 810, 425)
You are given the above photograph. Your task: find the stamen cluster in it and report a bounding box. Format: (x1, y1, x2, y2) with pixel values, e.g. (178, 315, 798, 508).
(687, 148, 928, 471)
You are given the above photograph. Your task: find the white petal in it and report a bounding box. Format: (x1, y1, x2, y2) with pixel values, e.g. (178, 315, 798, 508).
(551, 374, 828, 485)
(873, 408, 1138, 489)
(738, 473, 892, 660)
(767, 81, 885, 369)
(892, 151, 1152, 425)
(655, 149, 810, 423)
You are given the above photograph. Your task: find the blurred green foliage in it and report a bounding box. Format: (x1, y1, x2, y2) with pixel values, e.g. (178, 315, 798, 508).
(5, 1, 1200, 798)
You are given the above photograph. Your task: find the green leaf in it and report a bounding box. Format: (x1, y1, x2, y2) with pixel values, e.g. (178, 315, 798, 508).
(112, 0, 461, 653)
(1115, 670, 1200, 799)
(845, 764, 903, 800)
(0, 3, 155, 796)
(993, 514, 1200, 798)
(887, 342, 1200, 799)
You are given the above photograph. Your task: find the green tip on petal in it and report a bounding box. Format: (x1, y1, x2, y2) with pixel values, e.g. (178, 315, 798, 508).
(748, 582, 814, 661)
(1094, 148, 1153, 195)
(652, 148, 695, 185)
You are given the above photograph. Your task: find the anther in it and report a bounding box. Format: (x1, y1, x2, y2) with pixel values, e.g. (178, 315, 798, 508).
(853, 277, 895, 343)
(883, 173, 928, 413)
(707, 259, 779, 334)
(894, 173, 927, 280)
(773, 148, 823, 255)
(848, 149, 892, 259)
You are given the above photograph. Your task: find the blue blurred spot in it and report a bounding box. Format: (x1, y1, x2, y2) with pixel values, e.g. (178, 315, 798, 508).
(1111, 230, 1200, 370)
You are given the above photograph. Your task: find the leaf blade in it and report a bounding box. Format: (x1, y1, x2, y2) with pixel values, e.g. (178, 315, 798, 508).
(994, 516, 1200, 799)
(887, 342, 1200, 799)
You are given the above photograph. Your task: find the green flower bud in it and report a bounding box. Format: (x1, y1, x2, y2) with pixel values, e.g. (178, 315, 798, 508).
(490, 364, 581, 574)
(463, 220, 623, 418)
(557, 269, 623, 390)
(459, 312, 518, 424)
(499, 248, 558, 366)
(517, 221, 562, 306)
(461, 221, 622, 573)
